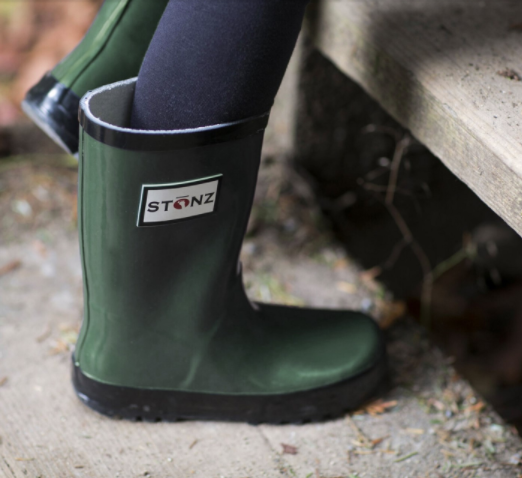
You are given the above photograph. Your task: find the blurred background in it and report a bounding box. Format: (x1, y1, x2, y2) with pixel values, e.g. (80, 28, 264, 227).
(0, 0, 100, 251)
(0, 1, 100, 130)
(2, 0, 522, 435)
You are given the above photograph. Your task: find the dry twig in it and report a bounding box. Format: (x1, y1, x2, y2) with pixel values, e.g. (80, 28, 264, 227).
(386, 136, 411, 205)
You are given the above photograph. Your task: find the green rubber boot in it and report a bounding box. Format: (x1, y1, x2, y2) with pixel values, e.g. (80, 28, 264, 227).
(21, 0, 168, 156)
(73, 78, 387, 423)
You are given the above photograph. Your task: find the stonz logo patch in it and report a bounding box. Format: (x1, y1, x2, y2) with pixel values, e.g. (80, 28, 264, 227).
(137, 175, 222, 227)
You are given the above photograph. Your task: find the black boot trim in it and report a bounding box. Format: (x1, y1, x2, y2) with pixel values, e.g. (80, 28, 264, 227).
(21, 73, 80, 155)
(79, 78, 270, 151)
(72, 353, 388, 424)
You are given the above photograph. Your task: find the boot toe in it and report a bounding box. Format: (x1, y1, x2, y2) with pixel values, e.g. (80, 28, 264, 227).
(245, 305, 384, 394)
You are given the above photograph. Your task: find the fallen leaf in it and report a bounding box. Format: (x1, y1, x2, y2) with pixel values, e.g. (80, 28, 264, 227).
(378, 301, 406, 329)
(0, 260, 21, 276)
(281, 443, 298, 455)
(465, 401, 486, 414)
(337, 282, 357, 294)
(497, 68, 520, 81)
(351, 439, 367, 448)
(404, 428, 425, 435)
(360, 266, 381, 280)
(353, 449, 374, 455)
(371, 436, 389, 447)
(380, 449, 397, 455)
(357, 399, 398, 416)
(49, 340, 69, 355)
(58, 324, 78, 345)
(0, 377, 7, 387)
(428, 399, 445, 411)
(32, 240, 47, 256)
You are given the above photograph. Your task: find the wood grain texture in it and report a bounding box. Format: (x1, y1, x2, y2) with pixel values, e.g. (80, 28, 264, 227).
(310, 0, 522, 236)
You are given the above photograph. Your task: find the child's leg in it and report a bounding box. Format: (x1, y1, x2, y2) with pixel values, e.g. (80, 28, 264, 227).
(131, 0, 308, 130)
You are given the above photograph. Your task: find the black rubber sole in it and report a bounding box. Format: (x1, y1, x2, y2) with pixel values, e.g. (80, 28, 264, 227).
(21, 74, 80, 156)
(72, 353, 388, 424)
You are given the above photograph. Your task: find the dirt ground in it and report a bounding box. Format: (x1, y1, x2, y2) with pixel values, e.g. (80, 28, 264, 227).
(1, 143, 521, 477)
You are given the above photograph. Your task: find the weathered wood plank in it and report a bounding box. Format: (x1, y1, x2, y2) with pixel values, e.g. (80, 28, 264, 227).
(311, 0, 522, 236)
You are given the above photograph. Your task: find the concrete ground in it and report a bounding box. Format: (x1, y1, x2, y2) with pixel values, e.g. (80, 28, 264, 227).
(0, 153, 521, 478)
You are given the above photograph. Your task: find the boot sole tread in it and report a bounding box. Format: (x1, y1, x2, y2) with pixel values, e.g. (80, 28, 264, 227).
(72, 353, 388, 424)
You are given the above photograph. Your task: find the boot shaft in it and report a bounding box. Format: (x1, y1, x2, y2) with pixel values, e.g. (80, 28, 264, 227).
(76, 78, 269, 386)
(54, 0, 168, 96)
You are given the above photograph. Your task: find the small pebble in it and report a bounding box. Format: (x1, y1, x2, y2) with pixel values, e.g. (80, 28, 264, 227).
(489, 424, 503, 433)
(12, 200, 32, 218)
(361, 298, 373, 311)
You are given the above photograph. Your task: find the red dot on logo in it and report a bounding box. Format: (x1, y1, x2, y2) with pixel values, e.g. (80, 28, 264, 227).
(174, 198, 190, 210)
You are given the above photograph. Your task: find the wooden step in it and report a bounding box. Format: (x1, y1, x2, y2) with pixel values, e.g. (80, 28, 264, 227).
(310, 0, 522, 236)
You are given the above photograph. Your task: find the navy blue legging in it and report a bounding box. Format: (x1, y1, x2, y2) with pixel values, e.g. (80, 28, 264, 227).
(130, 0, 308, 130)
